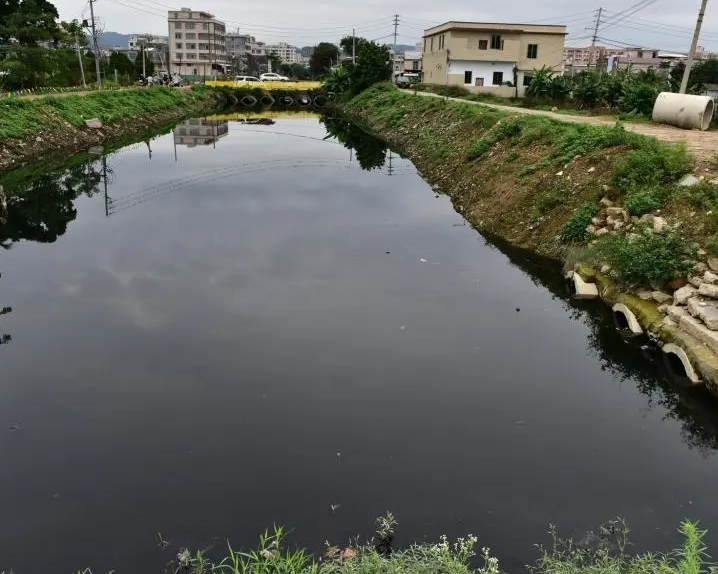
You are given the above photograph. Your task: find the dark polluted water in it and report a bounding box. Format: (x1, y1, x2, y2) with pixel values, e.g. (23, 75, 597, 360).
(2, 112, 718, 573)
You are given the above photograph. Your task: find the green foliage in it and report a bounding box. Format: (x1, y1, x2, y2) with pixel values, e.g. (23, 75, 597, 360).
(612, 141, 693, 192)
(109, 52, 134, 77)
(525, 66, 555, 99)
(134, 48, 155, 79)
(309, 42, 340, 77)
(348, 42, 392, 95)
(278, 63, 312, 80)
(467, 138, 492, 160)
(323, 66, 352, 96)
(536, 188, 568, 214)
(553, 123, 641, 164)
(520, 158, 550, 176)
(676, 181, 718, 210)
(624, 187, 664, 216)
(585, 231, 697, 284)
(562, 203, 599, 242)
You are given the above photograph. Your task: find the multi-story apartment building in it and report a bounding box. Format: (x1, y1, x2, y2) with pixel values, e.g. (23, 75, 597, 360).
(129, 34, 168, 51)
(422, 21, 567, 97)
(266, 42, 299, 64)
(168, 8, 228, 77)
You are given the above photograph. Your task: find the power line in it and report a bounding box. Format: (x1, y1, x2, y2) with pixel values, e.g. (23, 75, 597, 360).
(601, 0, 661, 32)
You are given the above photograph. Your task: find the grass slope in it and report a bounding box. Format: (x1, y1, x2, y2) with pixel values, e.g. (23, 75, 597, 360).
(347, 84, 718, 287)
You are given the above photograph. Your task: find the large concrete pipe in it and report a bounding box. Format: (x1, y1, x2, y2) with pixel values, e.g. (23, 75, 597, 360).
(652, 92, 714, 131)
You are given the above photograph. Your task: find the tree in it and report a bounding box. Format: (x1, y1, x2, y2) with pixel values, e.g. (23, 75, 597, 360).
(267, 52, 282, 73)
(309, 42, 339, 77)
(339, 35, 368, 58)
(134, 47, 154, 78)
(278, 63, 310, 80)
(109, 51, 134, 77)
(348, 41, 391, 94)
(0, 0, 63, 45)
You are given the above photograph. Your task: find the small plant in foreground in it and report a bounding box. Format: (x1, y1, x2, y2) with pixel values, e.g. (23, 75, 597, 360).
(612, 141, 693, 192)
(562, 203, 600, 243)
(467, 138, 492, 160)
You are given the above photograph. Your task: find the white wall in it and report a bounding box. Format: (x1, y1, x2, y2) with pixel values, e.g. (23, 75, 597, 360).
(448, 60, 515, 87)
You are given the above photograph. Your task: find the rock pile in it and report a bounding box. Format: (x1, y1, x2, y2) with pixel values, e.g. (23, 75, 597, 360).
(586, 199, 669, 238)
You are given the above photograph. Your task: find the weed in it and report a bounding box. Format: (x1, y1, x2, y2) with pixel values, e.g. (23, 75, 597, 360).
(612, 141, 693, 192)
(583, 231, 697, 284)
(536, 188, 568, 214)
(562, 203, 600, 242)
(705, 235, 718, 257)
(467, 138, 492, 160)
(507, 149, 519, 161)
(624, 187, 665, 216)
(676, 181, 718, 210)
(552, 123, 641, 165)
(520, 158, 551, 176)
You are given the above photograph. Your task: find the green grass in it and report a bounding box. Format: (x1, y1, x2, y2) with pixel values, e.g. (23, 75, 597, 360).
(0, 87, 208, 139)
(562, 203, 600, 243)
(624, 187, 665, 216)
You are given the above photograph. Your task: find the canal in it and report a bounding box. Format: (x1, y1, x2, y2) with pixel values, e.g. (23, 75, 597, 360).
(2, 112, 718, 573)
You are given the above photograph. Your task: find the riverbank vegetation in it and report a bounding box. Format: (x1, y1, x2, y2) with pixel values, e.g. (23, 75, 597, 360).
(345, 84, 718, 288)
(412, 60, 718, 129)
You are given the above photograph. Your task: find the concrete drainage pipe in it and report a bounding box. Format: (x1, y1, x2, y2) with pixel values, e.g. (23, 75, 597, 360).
(652, 92, 715, 131)
(662, 343, 701, 384)
(565, 271, 599, 299)
(612, 303, 643, 336)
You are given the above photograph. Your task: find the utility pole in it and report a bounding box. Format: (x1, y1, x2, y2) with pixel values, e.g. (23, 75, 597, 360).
(590, 7, 603, 69)
(680, 0, 709, 93)
(75, 34, 87, 87)
(352, 27, 356, 64)
(88, 0, 102, 87)
(392, 14, 400, 78)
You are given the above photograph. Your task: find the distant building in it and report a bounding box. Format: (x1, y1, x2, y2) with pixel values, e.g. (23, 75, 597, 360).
(129, 34, 168, 51)
(390, 50, 405, 76)
(167, 8, 228, 77)
(422, 21, 567, 97)
(126, 34, 169, 75)
(564, 45, 692, 76)
(404, 51, 421, 73)
(266, 42, 299, 64)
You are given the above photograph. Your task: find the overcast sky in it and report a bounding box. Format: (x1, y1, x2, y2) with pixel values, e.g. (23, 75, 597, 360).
(57, 0, 718, 52)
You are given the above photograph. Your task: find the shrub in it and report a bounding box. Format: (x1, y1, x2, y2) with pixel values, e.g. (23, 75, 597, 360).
(586, 231, 697, 284)
(676, 181, 718, 210)
(624, 187, 664, 216)
(467, 138, 492, 160)
(612, 141, 693, 192)
(553, 123, 640, 164)
(536, 188, 567, 214)
(562, 203, 600, 242)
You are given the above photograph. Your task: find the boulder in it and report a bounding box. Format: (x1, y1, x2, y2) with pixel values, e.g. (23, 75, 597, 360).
(700, 305, 718, 331)
(679, 174, 700, 187)
(600, 198, 614, 208)
(595, 228, 610, 236)
(653, 216, 667, 233)
(705, 271, 718, 284)
(695, 262, 709, 274)
(687, 297, 706, 317)
(605, 207, 628, 220)
(85, 118, 103, 129)
(637, 290, 653, 301)
(667, 305, 690, 320)
(709, 257, 718, 273)
(689, 276, 703, 288)
(674, 285, 697, 305)
(699, 283, 718, 299)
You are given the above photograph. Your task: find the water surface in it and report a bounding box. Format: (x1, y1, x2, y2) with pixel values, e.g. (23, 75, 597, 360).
(1, 113, 718, 573)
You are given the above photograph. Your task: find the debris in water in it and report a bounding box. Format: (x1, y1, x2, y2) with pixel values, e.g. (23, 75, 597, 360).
(400, 326, 407, 331)
(330, 503, 341, 513)
(420, 258, 428, 262)
(343, 548, 356, 560)
(515, 421, 525, 426)
(9, 424, 20, 432)
(385, 251, 391, 254)
(336, 451, 341, 461)
(515, 308, 521, 313)
(157, 532, 170, 550)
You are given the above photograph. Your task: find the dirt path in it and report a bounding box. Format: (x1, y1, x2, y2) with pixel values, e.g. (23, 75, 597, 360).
(407, 90, 718, 159)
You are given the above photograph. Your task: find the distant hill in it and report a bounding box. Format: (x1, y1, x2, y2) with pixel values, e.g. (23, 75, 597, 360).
(396, 44, 418, 53)
(98, 32, 131, 49)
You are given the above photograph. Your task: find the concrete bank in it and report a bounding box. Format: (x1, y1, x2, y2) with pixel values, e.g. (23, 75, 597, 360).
(345, 84, 718, 394)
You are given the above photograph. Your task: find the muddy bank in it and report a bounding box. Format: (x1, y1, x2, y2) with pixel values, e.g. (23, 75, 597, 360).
(344, 84, 718, 395)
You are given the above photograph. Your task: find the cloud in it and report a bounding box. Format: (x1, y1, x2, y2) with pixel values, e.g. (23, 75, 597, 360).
(56, 0, 717, 52)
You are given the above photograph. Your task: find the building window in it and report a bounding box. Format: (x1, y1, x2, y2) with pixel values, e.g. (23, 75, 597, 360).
(490, 34, 502, 50)
(412, 61, 419, 70)
(186, 53, 196, 59)
(464, 71, 472, 84)
(176, 52, 183, 59)
(439, 34, 445, 49)
(638, 51, 643, 58)
(475, 78, 484, 86)
(187, 43, 196, 49)
(430, 37, 434, 51)
(186, 32, 196, 39)
(478, 40, 488, 50)
(203, 23, 209, 30)
(527, 44, 538, 58)
(423, 38, 427, 52)
(174, 22, 182, 29)
(176, 43, 182, 49)
(175, 32, 182, 39)
(492, 71, 504, 85)
(523, 74, 533, 86)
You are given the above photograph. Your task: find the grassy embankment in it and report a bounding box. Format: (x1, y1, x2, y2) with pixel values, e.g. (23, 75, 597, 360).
(345, 84, 718, 289)
(55, 517, 714, 574)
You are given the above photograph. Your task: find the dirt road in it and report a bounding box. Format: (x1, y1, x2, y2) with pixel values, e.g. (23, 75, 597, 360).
(407, 90, 718, 159)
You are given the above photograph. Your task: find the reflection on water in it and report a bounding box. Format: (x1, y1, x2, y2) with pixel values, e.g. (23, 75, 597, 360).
(173, 118, 230, 148)
(3, 114, 718, 573)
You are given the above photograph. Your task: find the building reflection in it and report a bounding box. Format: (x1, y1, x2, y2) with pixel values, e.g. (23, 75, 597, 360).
(173, 118, 229, 148)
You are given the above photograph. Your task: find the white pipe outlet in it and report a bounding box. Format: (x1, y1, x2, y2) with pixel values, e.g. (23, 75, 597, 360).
(566, 271, 599, 299)
(652, 92, 715, 131)
(612, 303, 643, 335)
(662, 343, 701, 384)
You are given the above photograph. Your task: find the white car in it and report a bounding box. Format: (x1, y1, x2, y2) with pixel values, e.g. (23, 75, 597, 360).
(260, 73, 289, 82)
(235, 76, 260, 83)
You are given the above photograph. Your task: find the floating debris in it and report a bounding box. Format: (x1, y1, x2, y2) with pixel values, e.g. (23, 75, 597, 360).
(330, 503, 341, 513)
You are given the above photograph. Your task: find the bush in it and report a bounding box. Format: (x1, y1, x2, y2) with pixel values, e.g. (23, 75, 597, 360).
(612, 141, 693, 192)
(536, 188, 567, 214)
(562, 203, 600, 242)
(553, 123, 640, 164)
(467, 138, 492, 160)
(586, 231, 697, 284)
(624, 188, 664, 216)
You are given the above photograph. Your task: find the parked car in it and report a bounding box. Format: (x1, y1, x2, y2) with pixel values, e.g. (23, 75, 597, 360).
(260, 73, 289, 82)
(395, 76, 411, 88)
(235, 76, 260, 83)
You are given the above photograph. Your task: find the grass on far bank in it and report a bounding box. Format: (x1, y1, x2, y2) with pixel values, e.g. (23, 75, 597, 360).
(48, 516, 716, 574)
(0, 87, 209, 139)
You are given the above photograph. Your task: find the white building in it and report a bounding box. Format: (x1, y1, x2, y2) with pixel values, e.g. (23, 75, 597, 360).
(129, 34, 168, 51)
(266, 42, 299, 64)
(168, 7, 228, 77)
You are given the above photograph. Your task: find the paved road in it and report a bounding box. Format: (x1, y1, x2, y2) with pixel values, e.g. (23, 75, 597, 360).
(405, 90, 718, 159)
